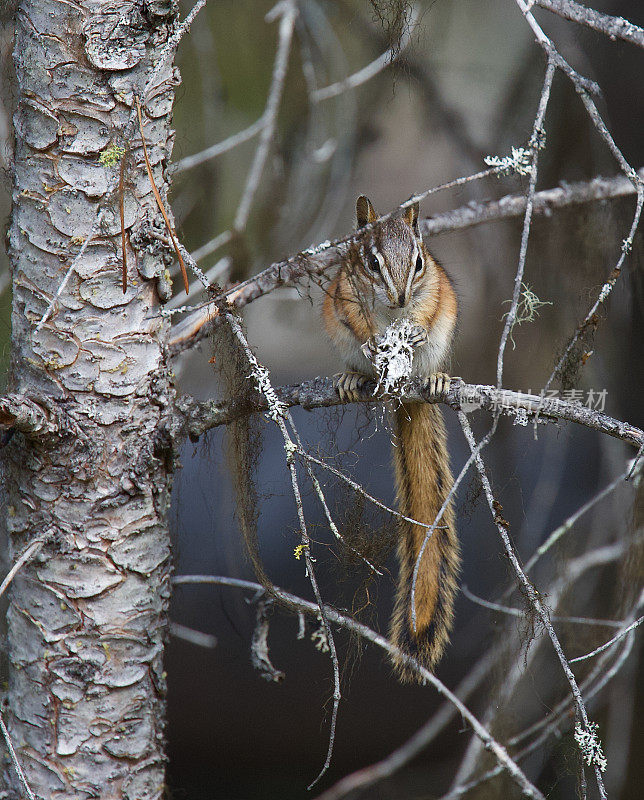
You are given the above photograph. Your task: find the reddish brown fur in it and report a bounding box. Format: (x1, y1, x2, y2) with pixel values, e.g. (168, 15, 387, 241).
(323, 198, 460, 679)
(391, 401, 460, 678)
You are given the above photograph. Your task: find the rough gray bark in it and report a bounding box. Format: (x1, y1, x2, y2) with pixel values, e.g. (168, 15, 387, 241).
(2, 1, 183, 797)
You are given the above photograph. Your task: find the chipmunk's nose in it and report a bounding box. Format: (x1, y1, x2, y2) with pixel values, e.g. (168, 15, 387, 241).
(398, 292, 406, 307)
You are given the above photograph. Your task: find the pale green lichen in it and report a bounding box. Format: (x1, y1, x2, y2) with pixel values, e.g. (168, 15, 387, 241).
(503, 283, 552, 348)
(99, 145, 126, 168)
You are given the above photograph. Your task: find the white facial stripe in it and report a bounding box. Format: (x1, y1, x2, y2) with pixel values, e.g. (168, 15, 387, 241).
(372, 246, 396, 296)
(405, 243, 419, 299)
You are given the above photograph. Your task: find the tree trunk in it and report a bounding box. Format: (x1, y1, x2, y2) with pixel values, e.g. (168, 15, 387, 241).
(3, 1, 181, 796)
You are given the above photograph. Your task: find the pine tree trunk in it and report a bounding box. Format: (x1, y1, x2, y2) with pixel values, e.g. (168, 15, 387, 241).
(3, 1, 182, 796)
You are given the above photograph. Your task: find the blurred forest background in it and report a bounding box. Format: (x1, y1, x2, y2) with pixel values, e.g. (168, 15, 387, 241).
(1, 0, 643, 798)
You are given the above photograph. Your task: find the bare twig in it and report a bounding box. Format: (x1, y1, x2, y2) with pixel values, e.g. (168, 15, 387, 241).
(523, 467, 634, 574)
(514, 0, 599, 93)
(224, 313, 341, 787)
(35, 211, 106, 331)
(535, 0, 644, 49)
(571, 591, 644, 664)
(174, 117, 265, 174)
(496, 58, 555, 387)
(462, 584, 623, 627)
(0, 710, 35, 800)
(169, 622, 217, 649)
(234, 1, 297, 232)
(0, 535, 50, 600)
(421, 168, 644, 237)
(458, 411, 607, 798)
(313, 649, 499, 800)
(513, 0, 644, 400)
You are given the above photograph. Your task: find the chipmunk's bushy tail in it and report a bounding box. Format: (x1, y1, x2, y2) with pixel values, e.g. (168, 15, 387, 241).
(390, 401, 460, 680)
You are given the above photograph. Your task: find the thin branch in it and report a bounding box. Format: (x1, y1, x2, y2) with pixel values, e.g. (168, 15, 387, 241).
(511, 605, 637, 748)
(514, 0, 644, 399)
(571, 592, 644, 664)
(311, 4, 419, 102)
(313, 648, 500, 800)
(514, 0, 600, 93)
(462, 584, 623, 627)
(189, 230, 233, 265)
(224, 313, 341, 788)
(290, 433, 384, 575)
(0, 535, 50, 600)
(174, 574, 545, 800)
(35, 211, 106, 331)
(496, 57, 555, 387)
(543, 185, 643, 391)
(167, 166, 500, 354)
(535, 0, 644, 49)
(0, 711, 35, 800)
(300, 448, 444, 536)
(422, 168, 644, 236)
(169, 622, 218, 649)
(450, 539, 627, 789)
(167, 165, 644, 354)
(174, 116, 265, 174)
(523, 467, 633, 574)
(458, 412, 607, 798)
(441, 629, 637, 799)
(233, 1, 297, 231)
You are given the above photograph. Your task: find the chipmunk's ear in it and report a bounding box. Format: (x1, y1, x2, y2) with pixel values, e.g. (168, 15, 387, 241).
(356, 195, 378, 228)
(403, 201, 419, 235)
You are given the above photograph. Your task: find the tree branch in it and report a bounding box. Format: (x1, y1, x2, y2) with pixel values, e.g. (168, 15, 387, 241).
(535, 0, 644, 49)
(0, 394, 76, 440)
(175, 376, 644, 450)
(167, 168, 644, 356)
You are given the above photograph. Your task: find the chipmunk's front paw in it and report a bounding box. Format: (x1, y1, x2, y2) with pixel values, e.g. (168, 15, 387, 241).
(408, 325, 429, 348)
(334, 372, 370, 403)
(426, 372, 451, 399)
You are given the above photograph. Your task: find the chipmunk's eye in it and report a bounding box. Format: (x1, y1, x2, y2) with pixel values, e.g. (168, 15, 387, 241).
(367, 251, 381, 272)
(415, 254, 423, 273)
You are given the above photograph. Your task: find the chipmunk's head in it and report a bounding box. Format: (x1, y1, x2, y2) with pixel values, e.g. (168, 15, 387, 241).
(354, 195, 431, 310)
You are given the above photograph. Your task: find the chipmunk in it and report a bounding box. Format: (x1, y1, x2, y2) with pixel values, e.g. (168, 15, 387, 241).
(323, 195, 460, 679)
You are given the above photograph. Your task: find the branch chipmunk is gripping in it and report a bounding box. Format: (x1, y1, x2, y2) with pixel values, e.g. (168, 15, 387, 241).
(323, 195, 460, 678)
